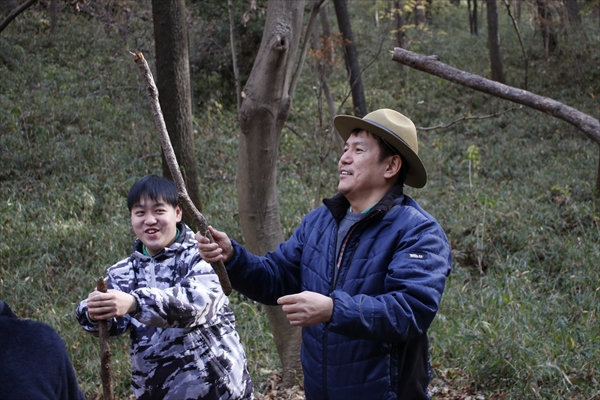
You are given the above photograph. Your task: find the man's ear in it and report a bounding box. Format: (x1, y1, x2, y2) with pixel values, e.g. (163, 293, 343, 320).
(175, 205, 183, 222)
(384, 154, 402, 179)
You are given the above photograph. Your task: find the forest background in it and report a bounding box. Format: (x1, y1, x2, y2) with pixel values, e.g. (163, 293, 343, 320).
(1, 0, 599, 399)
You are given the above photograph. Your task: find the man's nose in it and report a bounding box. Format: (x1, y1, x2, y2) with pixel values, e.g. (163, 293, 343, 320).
(339, 152, 351, 165)
(145, 214, 157, 225)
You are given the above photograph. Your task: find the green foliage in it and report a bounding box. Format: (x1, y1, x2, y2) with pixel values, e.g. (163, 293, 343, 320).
(0, 1, 599, 398)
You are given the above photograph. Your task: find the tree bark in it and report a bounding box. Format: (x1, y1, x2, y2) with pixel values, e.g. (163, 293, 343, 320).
(237, 0, 305, 388)
(486, 0, 505, 83)
(151, 0, 203, 224)
(535, 0, 558, 56)
(333, 0, 367, 117)
(392, 47, 600, 195)
(393, 0, 406, 50)
(414, 0, 426, 27)
(468, 0, 478, 36)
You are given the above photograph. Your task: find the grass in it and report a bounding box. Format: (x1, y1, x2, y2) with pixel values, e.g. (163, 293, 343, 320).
(1, 1, 600, 399)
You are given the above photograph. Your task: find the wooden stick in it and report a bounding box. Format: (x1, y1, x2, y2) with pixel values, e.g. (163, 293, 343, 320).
(96, 277, 114, 400)
(130, 51, 233, 296)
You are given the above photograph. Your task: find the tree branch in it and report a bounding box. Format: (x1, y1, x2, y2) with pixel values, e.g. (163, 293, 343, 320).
(131, 51, 233, 296)
(289, 0, 329, 99)
(96, 277, 114, 400)
(417, 106, 522, 131)
(392, 47, 600, 145)
(0, 0, 38, 34)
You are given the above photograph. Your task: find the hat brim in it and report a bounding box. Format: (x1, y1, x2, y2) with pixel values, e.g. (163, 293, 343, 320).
(334, 115, 427, 188)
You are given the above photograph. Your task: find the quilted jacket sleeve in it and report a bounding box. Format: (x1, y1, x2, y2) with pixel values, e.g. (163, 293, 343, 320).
(327, 207, 452, 343)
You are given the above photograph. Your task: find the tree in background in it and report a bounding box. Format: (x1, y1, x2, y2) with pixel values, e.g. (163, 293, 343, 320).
(535, 0, 558, 56)
(151, 0, 203, 219)
(487, 0, 506, 83)
(236, 0, 307, 388)
(468, 0, 479, 35)
(333, 0, 367, 117)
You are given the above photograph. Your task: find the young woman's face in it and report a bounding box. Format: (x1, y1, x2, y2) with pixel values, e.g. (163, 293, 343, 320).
(130, 196, 182, 256)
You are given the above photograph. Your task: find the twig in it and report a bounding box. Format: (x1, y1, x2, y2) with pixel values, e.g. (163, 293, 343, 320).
(96, 277, 114, 400)
(417, 106, 522, 131)
(131, 51, 233, 296)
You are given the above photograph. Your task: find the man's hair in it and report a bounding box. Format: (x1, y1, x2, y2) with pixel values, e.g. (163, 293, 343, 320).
(350, 129, 408, 185)
(127, 175, 180, 212)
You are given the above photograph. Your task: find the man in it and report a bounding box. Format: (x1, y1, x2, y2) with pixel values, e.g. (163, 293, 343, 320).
(0, 300, 85, 400)
(198, 109, 452, 399)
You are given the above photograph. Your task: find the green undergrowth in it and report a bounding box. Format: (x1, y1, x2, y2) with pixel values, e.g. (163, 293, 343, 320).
(1, 2, 599, 399)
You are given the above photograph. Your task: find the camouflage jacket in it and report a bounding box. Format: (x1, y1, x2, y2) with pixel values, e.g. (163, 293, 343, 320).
(76, 223, 253, 400)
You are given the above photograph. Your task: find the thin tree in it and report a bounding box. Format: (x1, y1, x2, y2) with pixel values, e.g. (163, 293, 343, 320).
(151, 0, 203, 221)
(333, 0, 367, 117)
(487, 0, 505, 83)
(564, 0, 582, 27)
(535, 0, 558, 56)
(468, 0, 479, 36)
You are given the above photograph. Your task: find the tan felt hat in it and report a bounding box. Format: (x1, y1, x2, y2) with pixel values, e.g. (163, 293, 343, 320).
(334, 108, 427, 188)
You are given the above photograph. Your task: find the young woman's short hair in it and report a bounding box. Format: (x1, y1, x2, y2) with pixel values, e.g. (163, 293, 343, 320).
(127, 175, 179, 212)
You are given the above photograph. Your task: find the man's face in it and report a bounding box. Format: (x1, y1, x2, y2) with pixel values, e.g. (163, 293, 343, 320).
(338, 131, 390, 204)
(130, 196, 182, 256)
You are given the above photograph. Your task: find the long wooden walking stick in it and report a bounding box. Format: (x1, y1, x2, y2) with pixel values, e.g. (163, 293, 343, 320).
(130, 50, 233, 296)
(96, 277, 114, 400)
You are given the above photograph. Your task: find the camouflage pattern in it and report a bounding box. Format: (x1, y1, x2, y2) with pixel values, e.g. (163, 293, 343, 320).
(76, 223, 253, 400)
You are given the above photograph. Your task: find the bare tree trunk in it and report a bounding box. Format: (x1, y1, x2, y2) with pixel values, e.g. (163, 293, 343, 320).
(564, 0, 581, 26)
(486, 0, 505, 83)
(333, 0, 367, 117)
(414, 0, 426, 27)
(468, 0, 479, 36)
(393, 0, 405, 50)
(319, 3, 335, 65)
(151, 0, 203, 223)
(535, 0, 558, 56)
(237, 0, 306, 388)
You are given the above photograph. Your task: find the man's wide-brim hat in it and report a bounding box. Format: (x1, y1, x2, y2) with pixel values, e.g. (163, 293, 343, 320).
(334, 108, 427, 188)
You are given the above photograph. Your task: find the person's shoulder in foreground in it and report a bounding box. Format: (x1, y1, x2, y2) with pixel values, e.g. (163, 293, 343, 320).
(0, 300, 85, 400)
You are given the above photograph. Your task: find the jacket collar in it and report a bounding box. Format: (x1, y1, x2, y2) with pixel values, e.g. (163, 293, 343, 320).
(132, 222, 190, 259)
(323, 184, 404, 223)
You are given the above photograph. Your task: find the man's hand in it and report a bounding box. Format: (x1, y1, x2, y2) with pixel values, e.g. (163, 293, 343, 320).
(195, 226, 233, 263)
(87, 289, 137, 321)
(277, 291, 333, 327)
